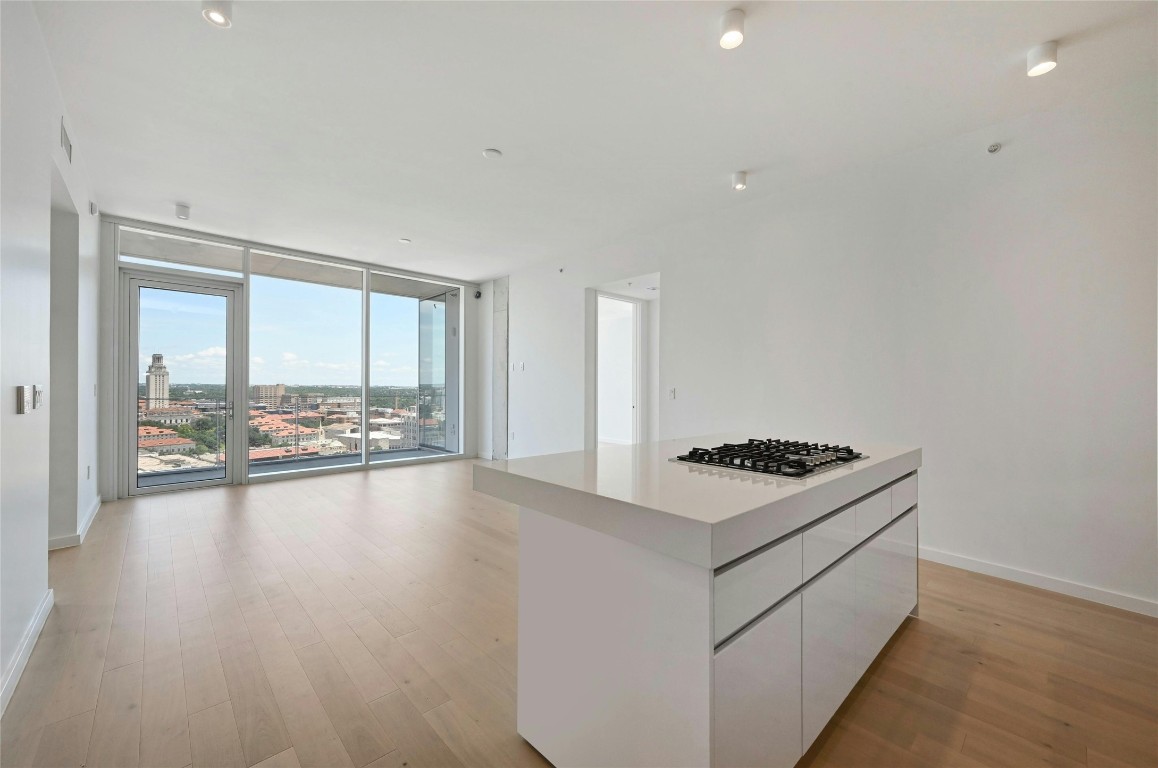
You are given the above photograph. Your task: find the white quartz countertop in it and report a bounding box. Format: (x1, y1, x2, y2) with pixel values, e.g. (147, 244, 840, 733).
(473, 434, 921, 568)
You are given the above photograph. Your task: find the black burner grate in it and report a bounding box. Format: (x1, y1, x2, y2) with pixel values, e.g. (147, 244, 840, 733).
(674, 439, 865, 478)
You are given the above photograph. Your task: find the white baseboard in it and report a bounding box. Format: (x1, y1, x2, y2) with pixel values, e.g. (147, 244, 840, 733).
(1, 589, 54, 715)
(49, 496, 101, 550)
(921, 546, 1158, 618)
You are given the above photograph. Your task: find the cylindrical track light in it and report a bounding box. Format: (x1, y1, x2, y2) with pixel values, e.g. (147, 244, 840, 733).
(720, 8, 745, 50)
(732, 171, 748, 191)
(202, 0, 232, 29)
(175, 203, 191, 220)
(1027, 41, 1057, 77)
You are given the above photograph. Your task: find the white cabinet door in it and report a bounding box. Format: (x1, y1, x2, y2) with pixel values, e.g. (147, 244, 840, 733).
(855, 509, 918, 678)
(885, 510, 918, 622)
(802, 556, 857, 751)
(855, 525, 894, 679)
(713, 595, 802, 768)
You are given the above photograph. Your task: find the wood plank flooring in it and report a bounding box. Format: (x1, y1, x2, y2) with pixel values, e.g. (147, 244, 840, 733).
(2, 459, 1155, 768)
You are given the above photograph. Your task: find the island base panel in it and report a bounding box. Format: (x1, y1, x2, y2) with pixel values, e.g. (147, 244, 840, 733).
(517, 507, 712, 768)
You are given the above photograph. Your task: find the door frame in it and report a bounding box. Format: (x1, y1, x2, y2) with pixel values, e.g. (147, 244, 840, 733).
(588, 291, 646, 447)
(120, 269, 246, 497)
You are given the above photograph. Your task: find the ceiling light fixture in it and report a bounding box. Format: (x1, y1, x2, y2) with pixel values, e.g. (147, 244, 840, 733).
(482, 148, 503, 159)
(732, 171, 748, 191)
(399, 238, 412, 244)
(175, 203, 191, 220)
(202, 0, 232, 29)
(720, 9, 745, 50)
(1027, 41, 1057, 77)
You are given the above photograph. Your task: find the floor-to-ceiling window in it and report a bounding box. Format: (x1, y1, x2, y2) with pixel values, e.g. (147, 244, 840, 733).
(110, 219, 466, 495)
(368, 273, 420, 462)
(248, 251, 364, 475)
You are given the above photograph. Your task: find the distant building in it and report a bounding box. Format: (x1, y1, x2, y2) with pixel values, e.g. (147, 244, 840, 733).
(336, 430, 401, 452)
(249, 414, 321, 447)
(138, 426, 178, 442)
(145, 437, 197, 455)
(246, 445, 321, 462)
(137, 427, 195, 455)
(251, 383, 286, 406)
(402, 409, 418, 448)
(145, 354, 170, 408)
(139, 407, 196, 426)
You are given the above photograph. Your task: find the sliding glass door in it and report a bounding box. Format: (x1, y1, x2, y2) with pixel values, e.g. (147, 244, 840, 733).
(126, 275, 241, 494)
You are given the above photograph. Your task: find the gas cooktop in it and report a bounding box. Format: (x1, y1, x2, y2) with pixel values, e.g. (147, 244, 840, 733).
(673, 439, 866, 479)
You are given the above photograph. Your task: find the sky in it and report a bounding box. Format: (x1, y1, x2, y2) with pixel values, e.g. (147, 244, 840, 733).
(138, 278, 429, 387)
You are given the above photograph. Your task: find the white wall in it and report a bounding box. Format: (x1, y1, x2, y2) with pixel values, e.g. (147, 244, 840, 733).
(499, 79, 1157, 613)
(1, 1, 100, 708)
(508, 258, 658, 459)
(48, 174, 101, 550)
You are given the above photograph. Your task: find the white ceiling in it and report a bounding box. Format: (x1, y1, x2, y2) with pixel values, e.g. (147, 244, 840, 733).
(35, 1, 1157, 283)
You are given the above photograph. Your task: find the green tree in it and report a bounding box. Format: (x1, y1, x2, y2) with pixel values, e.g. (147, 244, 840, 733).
(248, 426, 273, 448)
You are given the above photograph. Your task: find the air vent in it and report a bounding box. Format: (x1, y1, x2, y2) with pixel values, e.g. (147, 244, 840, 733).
(60, 118, 72, 163)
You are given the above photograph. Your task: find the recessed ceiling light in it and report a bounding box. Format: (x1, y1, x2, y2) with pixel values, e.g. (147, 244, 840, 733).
(399, 238, 412, 244)
(1027, 41, 1057, 77)
(732, 171, 748, 191)
(482, 148, 503, 159)
(720, 9, 745, 50)
(175, 203, 191, 220)
(202, 0, 232, 29)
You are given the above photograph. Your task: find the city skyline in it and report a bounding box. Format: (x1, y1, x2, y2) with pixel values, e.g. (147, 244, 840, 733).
(138, 278, 429, 387)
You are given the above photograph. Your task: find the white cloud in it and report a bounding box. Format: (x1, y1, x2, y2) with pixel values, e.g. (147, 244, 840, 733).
(171, 346, 227, 363)
(281, 351, 312, 369)
(251, 356, 265, 365)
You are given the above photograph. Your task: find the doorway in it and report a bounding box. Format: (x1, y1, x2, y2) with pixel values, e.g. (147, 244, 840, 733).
(123, 274, 243, 494)
(596, 294, 642, 445)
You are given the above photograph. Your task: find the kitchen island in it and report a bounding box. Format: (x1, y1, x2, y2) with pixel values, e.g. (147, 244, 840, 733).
(473, 435, 921, 768)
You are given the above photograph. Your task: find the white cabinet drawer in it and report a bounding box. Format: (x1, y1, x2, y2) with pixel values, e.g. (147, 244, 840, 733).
(855, 489, 891, 541)
(892, 474, 917, 518)
(714, 535, 802, 643)
(802, 507, 856, 581)
(713, 595, 802, 768)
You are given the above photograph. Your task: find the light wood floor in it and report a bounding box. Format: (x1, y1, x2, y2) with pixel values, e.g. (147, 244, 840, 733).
(2, 459, 1154, 768)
